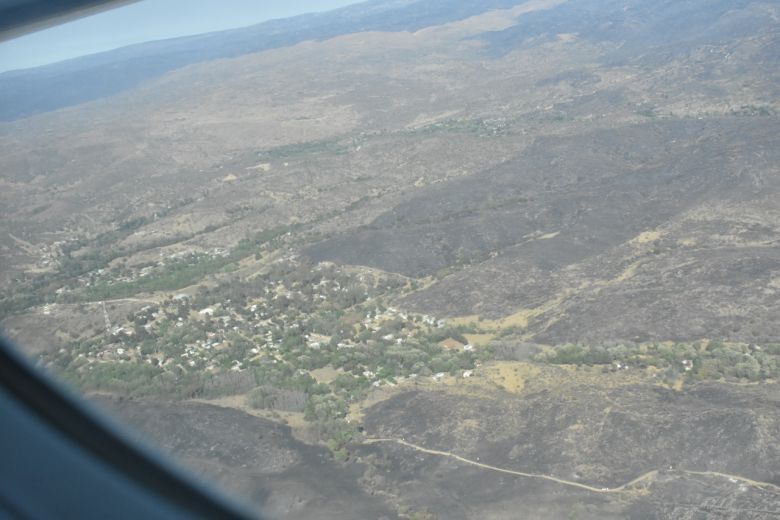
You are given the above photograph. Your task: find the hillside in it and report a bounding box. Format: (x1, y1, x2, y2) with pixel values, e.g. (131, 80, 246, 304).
(310, 118, 780, 343)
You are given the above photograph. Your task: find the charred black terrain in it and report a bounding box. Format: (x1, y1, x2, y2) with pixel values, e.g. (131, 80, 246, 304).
(93, 397, 398, 520)
(356, 379, 780, 519)
(309, 118, 780, 343)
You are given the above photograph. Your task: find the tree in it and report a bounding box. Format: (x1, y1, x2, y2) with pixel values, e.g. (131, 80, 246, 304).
(735, 357, 760, 381)
(304, 394, 347, 422)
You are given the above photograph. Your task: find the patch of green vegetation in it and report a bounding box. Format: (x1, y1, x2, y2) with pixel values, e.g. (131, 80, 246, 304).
(71, 225, 296, 301)
(82, 257, 235, 300)
(533, 341, 780, 383)
(401, 117, 515, 138)
(637, 108, 656, 118)
(29, 204, 50, 215)
(0, 201, 207, 318)
(0, 292, 45, 320)
(729, 105, 775, 117)
(58, 361, 164, 396)
(258, 138, 347, 159)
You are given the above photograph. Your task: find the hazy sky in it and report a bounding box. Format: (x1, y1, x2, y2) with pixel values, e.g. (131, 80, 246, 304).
(0, 0, 359, 73)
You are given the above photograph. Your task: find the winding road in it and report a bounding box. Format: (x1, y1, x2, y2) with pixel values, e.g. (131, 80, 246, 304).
(363, 437, 780, 496)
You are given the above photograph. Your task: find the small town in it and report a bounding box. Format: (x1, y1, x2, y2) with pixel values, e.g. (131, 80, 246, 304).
(44, 255, 485, 416)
